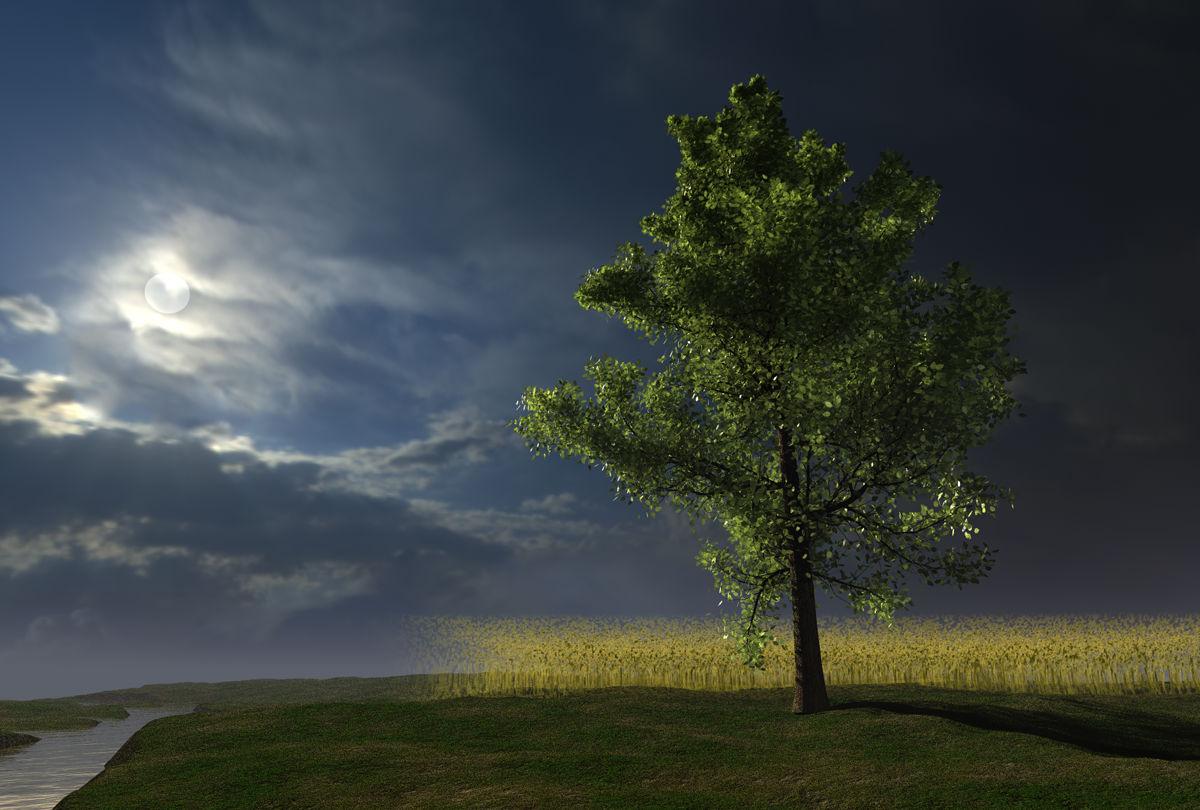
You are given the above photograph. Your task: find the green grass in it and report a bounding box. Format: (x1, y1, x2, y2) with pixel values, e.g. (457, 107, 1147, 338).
(58, 683, 1200, 809)
(0, 699, 130, 750)
(70, 673, 457, 709)
(0, 731, 40, 750)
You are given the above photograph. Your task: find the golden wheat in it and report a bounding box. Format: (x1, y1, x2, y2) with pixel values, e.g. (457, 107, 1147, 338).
(393, 613, 1200, 701)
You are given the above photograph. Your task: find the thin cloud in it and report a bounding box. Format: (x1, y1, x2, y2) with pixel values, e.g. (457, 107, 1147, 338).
(520, 492, 579, 515)
(0, 294, 60, 334)
(0, 357, 521, 509)
(61, 206, 477, 428)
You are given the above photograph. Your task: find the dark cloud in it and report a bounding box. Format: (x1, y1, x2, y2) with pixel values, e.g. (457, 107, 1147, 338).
(0, 380, 733, 696)
(0, 417, 514, 561)
(0, 377, 31, 399)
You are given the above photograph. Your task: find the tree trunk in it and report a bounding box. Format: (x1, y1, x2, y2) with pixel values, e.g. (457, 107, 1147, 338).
(778, 426, 831, 714)
(789, 543, 830, 713)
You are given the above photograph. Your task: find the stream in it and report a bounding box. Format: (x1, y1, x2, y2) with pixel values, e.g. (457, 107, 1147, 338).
(0, 706, 192, 810)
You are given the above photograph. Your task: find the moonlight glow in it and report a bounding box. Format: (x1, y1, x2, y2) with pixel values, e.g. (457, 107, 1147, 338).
(144, 272, 191, 314)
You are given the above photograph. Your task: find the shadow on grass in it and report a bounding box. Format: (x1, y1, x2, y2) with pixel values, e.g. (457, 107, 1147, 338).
(833, 690, 1200, 760)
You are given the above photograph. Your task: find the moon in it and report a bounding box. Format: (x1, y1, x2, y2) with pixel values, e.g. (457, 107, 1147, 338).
(144, 272, 191, 314)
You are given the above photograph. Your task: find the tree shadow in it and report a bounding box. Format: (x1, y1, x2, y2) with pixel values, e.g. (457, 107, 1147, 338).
(833, 689, 1200, 760)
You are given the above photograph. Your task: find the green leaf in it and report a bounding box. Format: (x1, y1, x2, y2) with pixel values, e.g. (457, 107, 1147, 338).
(511, 73, 1024, 677)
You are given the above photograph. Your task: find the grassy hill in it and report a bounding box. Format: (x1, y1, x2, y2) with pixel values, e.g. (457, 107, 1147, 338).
(56, 682, 1200, 809)
(70, 673, 460, 709)
(0, 699, 129, 750)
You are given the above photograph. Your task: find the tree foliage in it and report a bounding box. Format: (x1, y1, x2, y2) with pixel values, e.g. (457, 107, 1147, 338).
(510, 75, 1026, 670)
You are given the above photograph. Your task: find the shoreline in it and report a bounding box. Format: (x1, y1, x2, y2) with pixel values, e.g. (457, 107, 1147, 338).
(0, 731, 40, 751)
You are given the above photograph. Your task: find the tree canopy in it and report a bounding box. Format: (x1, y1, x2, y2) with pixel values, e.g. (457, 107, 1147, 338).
(510, 74, 1025, 674)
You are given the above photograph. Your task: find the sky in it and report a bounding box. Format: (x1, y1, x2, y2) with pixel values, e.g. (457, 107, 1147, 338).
(0, 0, 1196, 699)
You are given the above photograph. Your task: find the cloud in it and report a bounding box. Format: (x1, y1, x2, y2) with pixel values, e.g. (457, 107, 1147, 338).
(0, 359, 524, 527)
(405, 497, 606, 553)
(317, 406, 525, 497)
(58, 206, 481, 429)
(0, 416, 513, 644)
(0, 294, 60, 334)
(49, 0, 671, 456)
(520, 492, 579, 516)
(0, 376, 31, 400)
(27, 1, 543, 445)
(0, 520, 190, 577)
(148, 0, 508, 245)
(0, 354, 635, 645)
(0, 360, 104, 436)
(227, 560, 376, 637)
(0, 346, 734, 667)
(0, 354, 529, 540)
(24, 608, 107, 647)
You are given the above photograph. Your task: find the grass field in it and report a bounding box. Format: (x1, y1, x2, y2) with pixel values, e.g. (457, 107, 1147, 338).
(71, 674, 462, 709)
(57, 683, 1200, 809)
(32, 613, 1200, 807)
(384, 613, 1200, 698)
(63, 614, 1200, 714)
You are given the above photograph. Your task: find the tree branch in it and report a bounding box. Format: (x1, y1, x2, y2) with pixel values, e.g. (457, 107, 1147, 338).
(843, 504, 951, 537)
(741, 566, 790, 631)
(833, 511, 938, 575)
(810, 569, 894, 600)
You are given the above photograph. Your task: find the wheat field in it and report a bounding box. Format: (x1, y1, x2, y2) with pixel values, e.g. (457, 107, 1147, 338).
(393, 613, 1200, 700)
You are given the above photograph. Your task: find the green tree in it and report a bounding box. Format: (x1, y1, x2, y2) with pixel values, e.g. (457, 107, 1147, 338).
(509, 75, 1026, 714)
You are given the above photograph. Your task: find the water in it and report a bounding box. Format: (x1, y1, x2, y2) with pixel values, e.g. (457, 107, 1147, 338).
(0, 706, 192, 810)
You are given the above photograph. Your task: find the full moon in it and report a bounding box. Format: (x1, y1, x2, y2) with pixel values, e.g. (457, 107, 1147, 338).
(144, 272, 191, 314)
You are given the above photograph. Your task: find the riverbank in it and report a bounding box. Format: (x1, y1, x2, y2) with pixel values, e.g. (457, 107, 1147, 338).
(70, 672, 455, 708)
(0, 705, 193, 810)
(0, 699, 128, 748)
(0, 731, 39, 751)
(57, 683, 1200, 808)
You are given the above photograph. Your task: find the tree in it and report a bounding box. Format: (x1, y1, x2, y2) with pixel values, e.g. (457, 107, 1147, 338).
(509, 75, 1026, 714)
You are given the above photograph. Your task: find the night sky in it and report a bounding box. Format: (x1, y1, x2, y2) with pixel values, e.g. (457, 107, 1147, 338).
(1, 1, 1196, 700)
